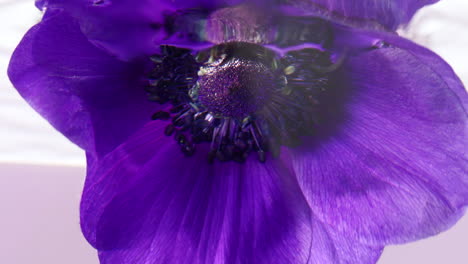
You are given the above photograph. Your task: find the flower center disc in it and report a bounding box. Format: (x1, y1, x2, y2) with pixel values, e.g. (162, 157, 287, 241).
(197, 57, 274, 119)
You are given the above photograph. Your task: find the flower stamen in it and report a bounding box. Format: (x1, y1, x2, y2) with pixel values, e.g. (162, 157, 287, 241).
(147, 42, 336, 163)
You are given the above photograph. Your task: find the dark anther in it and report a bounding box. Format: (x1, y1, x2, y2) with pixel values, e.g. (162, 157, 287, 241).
(173, 118, 185, 127)
(207, 149, 217, 164)
(257, 150, 266, 163)
(175, 133, 187, 145)
(170, 105, 186, 113)
(232, 151, 247, 163)
(164, 124, 175, 136)
(222, 145, 235, 159)
(151, 111, 171, 120)
(181, 143, 195, 156)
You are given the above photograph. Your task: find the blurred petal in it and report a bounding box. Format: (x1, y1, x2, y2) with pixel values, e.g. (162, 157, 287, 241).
(281, 0, 439, 31)
(290, 33, 468, 245)
(206, 4, 276, 44)
(81, 121, 313, 264)
(41, 0, 172, 59)
(8, 11, 156, 158)
(40, 0, 240, 59)
(37, 0, 438, 60)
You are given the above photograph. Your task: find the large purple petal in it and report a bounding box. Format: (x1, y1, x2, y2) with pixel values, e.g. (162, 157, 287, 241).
(80, 121, 314, 264)
(8, 11, 156, 158)
(290, 32, 468, 245)
(39, 0, 246, 60)
(36, 0, 439, 60)
(281, 0, 439, 31)
(82, 121, 384, 263)
(40, 0, 174, 59)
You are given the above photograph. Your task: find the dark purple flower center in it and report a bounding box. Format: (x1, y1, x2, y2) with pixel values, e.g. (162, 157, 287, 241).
(197, 58, 274, 119)
(147, 42, 337, 163)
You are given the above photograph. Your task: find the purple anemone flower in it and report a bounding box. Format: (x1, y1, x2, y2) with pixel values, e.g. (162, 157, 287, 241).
(8, 0, 468, 263)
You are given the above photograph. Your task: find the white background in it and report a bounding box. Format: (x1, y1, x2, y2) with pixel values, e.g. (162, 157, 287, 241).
(0, 0, 467, 263)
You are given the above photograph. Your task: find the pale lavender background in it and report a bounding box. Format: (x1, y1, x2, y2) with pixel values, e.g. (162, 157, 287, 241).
(0, 0, 467, 263)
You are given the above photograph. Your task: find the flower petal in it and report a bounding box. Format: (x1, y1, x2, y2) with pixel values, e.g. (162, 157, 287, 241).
(40, 0, 167, 59)
(80, 121, 313, 264)
(40, 0, 236, 59)
(290, 34, 468, 245)
(309, 218, 383, 264)
(8, 10, 156, 158)
(38, 0, 441, 60)
(281, 0, 439, 31)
